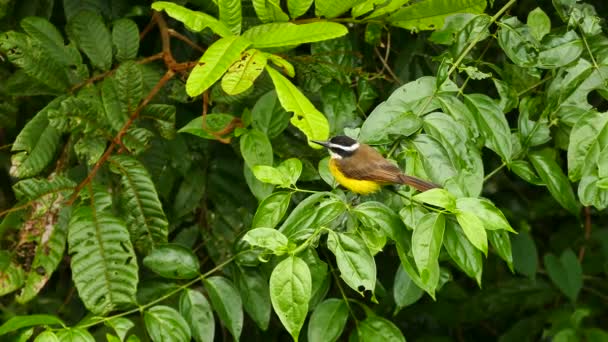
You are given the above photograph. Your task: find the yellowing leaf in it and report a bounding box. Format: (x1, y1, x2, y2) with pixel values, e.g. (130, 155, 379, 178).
(221, 49, 268, 95)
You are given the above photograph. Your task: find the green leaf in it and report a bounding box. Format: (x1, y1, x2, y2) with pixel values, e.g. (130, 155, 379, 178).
(144, 305, 191, 342)
(567, 110, 608, 182)
(55, 328, 95, 342)
(496, 17, 537, 67)
(252, 192, 292, 229)
(221, 49, 267, 95)
(455, 197, 515, 232)
(269, 256, 311, 342)
(242, 228, 289, 253)
(0, 262, 23, 297)
(464, 93, 512, 163)
(512, 230, 538, 279)
(318, 157, 338, 188)
(288, 0, 313, 18)
(300, 249, 330, 310)
(240, 129, 273, 168)
(327, 231, 376, 295)
(187, 36, 251, 97)
(10, 97, 63, 178)
(252, 0, 290, 23)
(112, 19, 139, 62)
(178, 114, 235, 139)
(266, 53, 295, 77)
(35, 331, 59, 341)
(443, 219, 483, 285)
(544, 249, 582, 302)
(20, 17, 80, 67)
(388, 0, 486, 31)
(488, 230, 514, 272)
(219, 0, 242, 35)
(529, 149, 580, 215)
(68, 206, 138, 315)
(109, 155, 169, 253)
(140, 104, 176, 140)
(204, 276, 243, 340)
(454, 210, 487, 255)
(116, 61, 144, 116)
(537, 31, 582, 69)
(409, 134, 457, 186)
(393, 265, 424, 314)
(105, 318, 134, 342)
(251, 90, 291, 138)
(353, 201, 406, 240)
(279, 192, 346, 240)
(143, 244, 199, 279)
(235, 267, 271, 331)
(413, 188, 456, 211)
(151, 2, 233, 37)
(266, 67, 330, 145)
(307, 298, 348, 342)
(315, 0, 366, 18)
(179, 289, 215, 342)
(527, 7, 551, 41)
(279, 158, 303, 186)
(510, 160, 544, 185)
(412, 213, 445, 285)
(243, 22, 348, 49)
(357, 315, 405, 342)
(365, 0, 411, 19)
(67, 11, 112, 70)
(0, 315, 64, 336)
(253, 165, 288, 186)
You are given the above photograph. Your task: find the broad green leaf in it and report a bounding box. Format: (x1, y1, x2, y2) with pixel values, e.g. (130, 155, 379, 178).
(243, 22, 348, 49)
(455, 210, 487, 255)
(251, 90, 291, 138)
(307, 298, 348, 342)
(278, 158, 303, 186)
(204, 276, 243, 340)
(353, 202, 406, 241)
(315, 0, 366, 18)
(242, 228, 289, 254)
(529, 149, 580, 215)
(109, 155, 169, 253)
(252, 0, 290, 23)
(55, 328, 95, 342)
(365, 0, 411, 19)
(510, 160, 544, 185)
(464, 94, 512, 163)
(0, 315, 64, 335)
(455, 197, 515, 232)
(222, 49, 267, 95)
(101, 77, 127, 131)
(488, 230, 514, 272)
(413, 188, 456, 211)
(253, 165, 289, 186)
(270, 256, 311, 342)
(357, 316, 405, 342)
(144, 305, 191, 342)
(388, 0, 486, 31)
(105, 318, 134, 342)
(318, 157, 338, 188)
(567, 110, 608, 181)
(409, 134, 457, 186)
(151, 2, 233, 37)
(67, 11, 112, 70)
(393, 265, 424, 314)
(279, 192, 346, 239)
(512, 230, 538, 279)
(496, 17, 537, 67)
(252, 192, 292, 228)
(300, 249, 331, 310)
(412, 213, 445, 286)
(266, 53, 296, 77)
(493, 79, 519, 113)
(240, 129, 273, 168)
(219, 0, 242, 35)
(288, 0, 313, 18)
(179, 289, 215, 342)
(187, 36, 251, 97)
(527, 7, 551, 41)
(537, 31, 582, 69)
(112, 19, 139, 62)
(544, 249, 582, 302)
(178, 114, 236, 140)
(20, 17, 81, 68)
(266, 67, 330, 145)
(115, 61, 144, 117)
(327, 231, 376, 295)
(68, 206, 138, 315)
(140, 104, 176, 140)
(320, 81, 360, 136)
(143, 244, 199, 279)
(443, 219, 482, 285)
(10, 97, 63, 178)
(0, 262, 23, 297)
(235, 267, 271, 331)
(34, 331, 59, 341)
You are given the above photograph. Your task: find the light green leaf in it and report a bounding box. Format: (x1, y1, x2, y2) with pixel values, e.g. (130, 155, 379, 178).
(112, 19, 139, 62)
(357, 316, 405, 342)
(143, 244, 199, 279)
(443, 219, 482, 285)
(327, 231, 376, 295)
(221, 49, 267, 95)
(365, 0, 411, 19)
(413, 188, 456, 211)
(151, 1, 233, 37)
(243, 22, 348, 49)
(144, 305, 191, 342)
(537, 31, 582, 69)
(252, 0, 290, 23)
(279, 192, 345, 239)
(105, 318, 135, 342)
(266, 67, 330, 145)
(315, 0, 367, 18)
(488, 230, 514, 272)
(464, 93, 512, 163)
(179, 289, 215, 342)
(187, 36, 251, 97)
(388, 0, 486, 31)
(288, 0, 314, 18)
(0, 315, 64, 336)
(307, 298, 348, 342)
(242, 228, 289, 253)
(529, 149, 580, 215)
(204, 276, 243, 340)
(454, 210, 487, 255)
(253, 165, 289, 186)
(67, 11, 112, 70)
(55, 328, 95, 342)
(270, 256, 311, 342)
(178, 114, 235, 140)
(240, 129, 273, 168)
(219, 0, 242, 35)
(68, 206, 138, 315)
(567, 110, 608, 181)
(527, 7, 550, 41)
(412, 213, 445, 285)
(455, 197, 515, 232)
(278, 158, 303, 186)
(252, 192, 292, 228)
(266, 53, 295, 77)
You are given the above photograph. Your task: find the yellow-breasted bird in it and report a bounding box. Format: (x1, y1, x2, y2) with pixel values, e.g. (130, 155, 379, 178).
(312, 136, 439, 195)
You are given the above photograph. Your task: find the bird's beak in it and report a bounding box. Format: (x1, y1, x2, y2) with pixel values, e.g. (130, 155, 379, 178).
(311, 140, 329, 148)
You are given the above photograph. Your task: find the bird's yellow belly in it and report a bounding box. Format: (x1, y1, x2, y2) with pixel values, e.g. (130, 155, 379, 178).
(329, 159, 381, 194)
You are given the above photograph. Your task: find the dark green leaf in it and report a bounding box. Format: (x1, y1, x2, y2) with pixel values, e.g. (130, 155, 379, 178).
(240, 129, 273, 168)
(529, 149, 580, 215)
(67, 11, 112, 70)
(179, 289, 215, 342)
(327, 231, 376, 295)
(144, 305, 191, 342)
(279, 192, 346, 240)
(179, 114, 236, 139)
(252, 192, 292, 229)
(512, 231, 537, 279)
(393, 265, 424, 314)
(443, 219, 483, 285)
(112, 19, 139, 62)
(204, 276, 243, 340)
(307, 298, 348, 342)
(251, 90, 291, 138)
(544, 249, 582, 302)
(357, 315, 405, 342)
(464, 93, 512, 163)
(143, 244, 200, 279)
(235, 267, 271, 331)
(412, 213, 445, 285)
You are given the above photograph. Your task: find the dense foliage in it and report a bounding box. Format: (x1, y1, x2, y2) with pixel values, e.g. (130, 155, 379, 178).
(0, 0, 607, 340)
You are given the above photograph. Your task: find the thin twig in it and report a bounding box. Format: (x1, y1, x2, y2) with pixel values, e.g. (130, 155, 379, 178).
(374, 36, 400, 85)
(168, 29, 205, 52)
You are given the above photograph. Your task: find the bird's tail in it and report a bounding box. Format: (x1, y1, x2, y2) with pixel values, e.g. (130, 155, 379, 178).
(397, 174, 440, 192)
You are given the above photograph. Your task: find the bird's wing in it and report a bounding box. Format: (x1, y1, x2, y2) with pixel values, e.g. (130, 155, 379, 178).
(338, 145, 402, 183)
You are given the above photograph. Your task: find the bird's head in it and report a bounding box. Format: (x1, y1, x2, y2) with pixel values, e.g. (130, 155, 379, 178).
(312, 136, 360, 159)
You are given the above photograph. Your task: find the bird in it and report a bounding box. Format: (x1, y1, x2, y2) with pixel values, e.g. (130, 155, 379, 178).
(312, 135, 439, 195)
